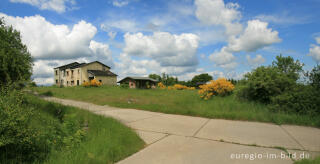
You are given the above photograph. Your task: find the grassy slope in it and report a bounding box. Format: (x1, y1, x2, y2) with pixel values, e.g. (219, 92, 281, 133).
(28, 95, 144, 164)
(34, 86, 320, 127)
(294, 156, 320, 164)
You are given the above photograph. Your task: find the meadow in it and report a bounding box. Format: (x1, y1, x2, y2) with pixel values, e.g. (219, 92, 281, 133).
(0, 93, 144, 163)
(34, 85, 320, 127)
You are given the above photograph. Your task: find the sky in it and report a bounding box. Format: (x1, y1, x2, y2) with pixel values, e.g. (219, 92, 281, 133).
(1, 0, 320, 85)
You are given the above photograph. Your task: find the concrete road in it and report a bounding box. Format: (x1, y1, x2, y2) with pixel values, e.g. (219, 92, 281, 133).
(43, 97, 320, 164)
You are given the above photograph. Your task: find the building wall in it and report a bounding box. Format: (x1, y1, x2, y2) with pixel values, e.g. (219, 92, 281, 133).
(95, 76, 117, 85)
(54, 68, 60, 85)
(55, 62, 114, 87)
(81, 62, 108, 83)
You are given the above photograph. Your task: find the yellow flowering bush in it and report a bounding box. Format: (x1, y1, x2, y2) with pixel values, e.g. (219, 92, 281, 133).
(158, 82, 166, 89)
(198, 78, 234, 100)
(82, 79, 102, 87)
(173, 84, 188, 90)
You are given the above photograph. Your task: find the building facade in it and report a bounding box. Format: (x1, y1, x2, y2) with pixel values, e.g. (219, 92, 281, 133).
(54, 61, 117, 86)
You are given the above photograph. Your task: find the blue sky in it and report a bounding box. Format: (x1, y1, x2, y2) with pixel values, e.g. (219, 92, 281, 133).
(1, 0, 320, 85)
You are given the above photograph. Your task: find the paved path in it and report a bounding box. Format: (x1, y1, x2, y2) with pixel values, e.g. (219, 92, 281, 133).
(42, 97, 320, 164)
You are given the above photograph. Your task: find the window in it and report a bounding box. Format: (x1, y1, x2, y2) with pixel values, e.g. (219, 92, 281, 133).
(77, 80, 79, 86)
(56, 80, 58, 84)
(71, 70, 74, 75)
(67, 71, 69, 76)
(55, 70, 58, 75)
(99, 80, 102, 83)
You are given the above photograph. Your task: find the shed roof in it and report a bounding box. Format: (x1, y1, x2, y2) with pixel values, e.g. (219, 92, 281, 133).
(118, 76, 158, 83)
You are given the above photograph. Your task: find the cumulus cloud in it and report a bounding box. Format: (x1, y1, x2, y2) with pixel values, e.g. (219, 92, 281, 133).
(123, 32, 199, 67)
(316, 37, 320, 44)
(208, 47, 237, 69)
(308, 44, 320, 63)
(246, 54, 265, 67)
(10, 0, 75, 13)
(195, 0, 242, 36)
(1, 13, 97, 60)
(227, 20, 281, 52)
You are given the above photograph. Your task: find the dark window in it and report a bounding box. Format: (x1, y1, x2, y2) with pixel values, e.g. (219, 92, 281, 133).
(55, 70, 58, 75)
(67, 71, 69, 76)
(99, 80, 102, 83)
(71, 70, 74, 75)
(77, 80, 79, 86)
(56, 80, 58, 84)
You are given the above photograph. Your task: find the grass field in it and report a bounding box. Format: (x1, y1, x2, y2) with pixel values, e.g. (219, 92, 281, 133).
(34, 86, 320, 127)
(11, 94, 145, 163)
(294, 156, 320, 164)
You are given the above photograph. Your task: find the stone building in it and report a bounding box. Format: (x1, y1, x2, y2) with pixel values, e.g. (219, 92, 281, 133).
(54, 61, 117, 86)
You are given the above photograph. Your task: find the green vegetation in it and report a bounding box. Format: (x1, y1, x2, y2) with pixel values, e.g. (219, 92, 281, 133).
(33, 85, 320, 127)
(0, 89, 144, 163)
(237, 55, 320, 116)
(294, 156, 320, 164)
(0, 18, 32, 86)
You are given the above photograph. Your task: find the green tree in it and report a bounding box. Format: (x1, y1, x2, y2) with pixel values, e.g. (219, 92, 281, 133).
(0, 18, 32, 86)
(239, 66, 295, 103)
(191, 73, 213, 86)
(148, 74, 161, 81)
(307, 65, 320, 89)
(272, 54, 303, 81)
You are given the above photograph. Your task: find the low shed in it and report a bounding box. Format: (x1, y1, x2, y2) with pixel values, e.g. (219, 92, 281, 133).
(118, 77, 158, 89)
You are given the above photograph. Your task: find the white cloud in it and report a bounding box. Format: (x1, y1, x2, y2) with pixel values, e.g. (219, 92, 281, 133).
(246, 54, 265, 67)
(89, 41, 114, 67)
(123, 32, 199, 67)
(227, 20, 281, 52)
(112, 0, 129, 7)
(209, 47, 237, 69)
(195, 0, 240, 26)
(255, 13, 311, 26)
(308, 44, 320, 63)
(195, 0, 242, 36)
(316, 37, 320, 44)
(1, 13, 97, 60)
(101, 19, 138, 32)
(33, 77, 54, 86)
(10, 0, 75, 13)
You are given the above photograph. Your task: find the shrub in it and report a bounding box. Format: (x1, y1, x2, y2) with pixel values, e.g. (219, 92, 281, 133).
(41, 91, 53, 96)
(82, 79, 102, 87)
(120, 83, 129, 89)
(237, 66, 295, 103)
(0, 89, 45, 162)
(198, 78, 234, 100)
(157, 82, 166, 89)
(271, 85, 320, 115)
(173, 84, 188, 90)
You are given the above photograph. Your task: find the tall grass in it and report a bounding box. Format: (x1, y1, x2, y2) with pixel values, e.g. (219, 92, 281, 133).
(34, 86, 320, 127)
(1, 93, 144, 163)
